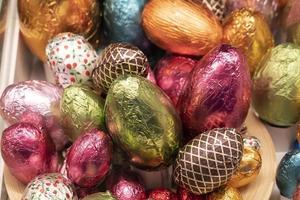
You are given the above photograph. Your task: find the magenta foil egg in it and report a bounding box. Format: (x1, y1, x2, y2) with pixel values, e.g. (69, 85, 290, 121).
(155, 55, 196, 109)
(179, 44, 251, 141)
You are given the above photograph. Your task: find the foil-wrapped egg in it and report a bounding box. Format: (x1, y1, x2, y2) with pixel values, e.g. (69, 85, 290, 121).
(142, 0, 222, 56)
(66, 128, 112, 188)
(206, 186, 243, 200)
(60, 84, 105, 141)
(155, 55, 196, 109)
(148, 188, 178, 200)
(179, 44, 251, 141)
(243, 136, 261, 151)
(22, 173, 77, 200)
(283, 0, 300, 45)
(0, 80, 68, 150)
(82, 192, 116, 200)
(196, 0, 226, 21)
(293, 185, 300, 200)
(176, 188, 206, 200)
(227, 147, 262, 188)
(253, 43, 300, 127)
(46, 32, 98, 88)
(223, 8, 274, 76)
(92, 43, 150, 92)
(105, 75, 181, 170)
(225, 0, 279, 25)
(1, 123, 58, 184)
(18, 0, 101, 61)
(174, 128, 243, 195)
(106, 168, 146, 200)
(276, 149, 300, 198)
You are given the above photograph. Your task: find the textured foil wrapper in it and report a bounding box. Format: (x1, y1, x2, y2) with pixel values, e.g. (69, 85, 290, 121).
(195, 0, 226, 21)
(142, 0, 222, 56)
(0, 80, 68, 151)
(82, 192, 116, 200)
(105, 75, 182, 170)
(148, 188, 178, 200)
(284, 0, 300, 45)
(253, 43, 300, 127)
(276, 149, 300, 198)
(18, 0, 101, 61)
(22, 173, 78, 200)
(179, 45, 251, 140)
(223, 8, 274, 76)
(293, 185, 300, 200)
(228, 147, 262, 188)
(176, 187, 206, 200)
(66, 128, 112, 188)
(206, 186, 243, 200)
(60, 85, 105, 141)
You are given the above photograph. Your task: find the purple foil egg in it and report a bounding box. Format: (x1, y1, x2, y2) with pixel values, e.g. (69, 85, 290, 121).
(66, 128, 112, 188)
(0, 80, 69, 151)
(1, 122, 58, 184)
(155, 55, 197, 110)
(179, 44, 251, 142)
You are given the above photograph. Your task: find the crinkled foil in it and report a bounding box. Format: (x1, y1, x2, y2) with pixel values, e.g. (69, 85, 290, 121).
(207, 186, 243, 200)
(105, 75, 182, 170)
(61, 85, 105, 141)
(82, 192, 116, 200)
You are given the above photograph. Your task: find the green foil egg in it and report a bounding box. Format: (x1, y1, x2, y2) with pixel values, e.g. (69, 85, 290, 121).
(105, 75, 182, 170)
(61, 85, 105, 141)
(253, 43, 300, 126)
(82, 191, 116, 200)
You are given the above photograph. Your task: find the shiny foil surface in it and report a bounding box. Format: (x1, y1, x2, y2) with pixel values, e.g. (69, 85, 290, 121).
(253, 43, 300, 127)
(0, 80, 68, 151)
(18, 0, 101, 61)
(206, 186, 243, 200)
(243, 136, 261, 151)
(142, 0, 222, 56)
(293, 185, 300, 200)
(22, 173, 78, 200)
(174, 128, 243, 195)
(155, 55, 196, 109)
(82, 192, 116, 200)
(92, 43, 149, 92)
(223, 8, 274, 76)
(1, 123, 58, 184)
(176, 187, 206, 200)
(284, 0, 300, 45)
(179, 45, 251, 139)
(276, 149, 300, 198)
(105, 75, 181, 170)
(148, 188, 178, 200)
(228, 147, 262, 188)
(103, 0, 154, 54)
(60, 85, 105, 141)
(66, 128, 112, 188)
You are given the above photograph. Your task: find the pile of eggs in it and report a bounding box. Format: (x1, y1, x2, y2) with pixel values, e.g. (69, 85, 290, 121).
(2, 0, 300, 199)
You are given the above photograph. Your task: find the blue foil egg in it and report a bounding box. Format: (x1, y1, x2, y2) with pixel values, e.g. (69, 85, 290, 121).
(276, 149, 300, 198)
(103, 0, 153, 54)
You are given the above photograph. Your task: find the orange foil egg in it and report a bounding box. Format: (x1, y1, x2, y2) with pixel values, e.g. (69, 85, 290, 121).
(223, 8, 274, 76)
(142, 0, 223, 56)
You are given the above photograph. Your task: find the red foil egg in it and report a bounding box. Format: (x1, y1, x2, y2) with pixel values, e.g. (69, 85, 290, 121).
(179, 44, 251, 141)
(148, 188, 178, 200)
(177, 188, 206, 200)
(106, 169, 146, 200)
(66, 128, 112, 188)
(1, 122, 58, 184)
(155, 55, 197, 109)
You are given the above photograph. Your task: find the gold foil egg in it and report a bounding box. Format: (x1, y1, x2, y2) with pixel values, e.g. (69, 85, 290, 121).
(228, 147, 262, 188)
(207, 186, 243, 200)
(223, 8, 274, 76)
(18, 0, 101, 61)
(142, 0, 222, 56)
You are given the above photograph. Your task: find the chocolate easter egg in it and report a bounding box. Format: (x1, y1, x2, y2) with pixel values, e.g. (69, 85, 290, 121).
(253, 43, 300, 127)
(174, 128, 243, 195)
(227, 147, 262, 188)
(1, 123, 58, 184)
(18, 0, 101, 61)
(60, 84, 105, 141)
(223, 8, 274, 76)
(92, 43, 149, 92)
(46, 32, 98, 88)
(243, 136, 261, 151)
(155, 55, 196, 109)
(22, 173, 77, 200)
(197, 0, 226, 20)
(206, 186, 243, 200)
(82, 192, 116, 200)
(142, 0, 222, 56)
(283, 0, 300, 45)
(179, 45, 251, 141)
(105, 75, 181, 170)
(148, 188, 178, 200)
(176, 188, 206, 200)
(0, 80, 68, 150)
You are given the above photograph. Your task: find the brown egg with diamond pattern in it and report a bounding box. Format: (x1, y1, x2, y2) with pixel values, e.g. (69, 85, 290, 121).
(173, 128, 243, 195)
(197, 0, 226, 21)
(92, 43, 149, 93)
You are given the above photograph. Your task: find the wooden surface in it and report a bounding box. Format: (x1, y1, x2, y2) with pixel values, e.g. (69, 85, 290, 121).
(4, 111, 276, 200)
